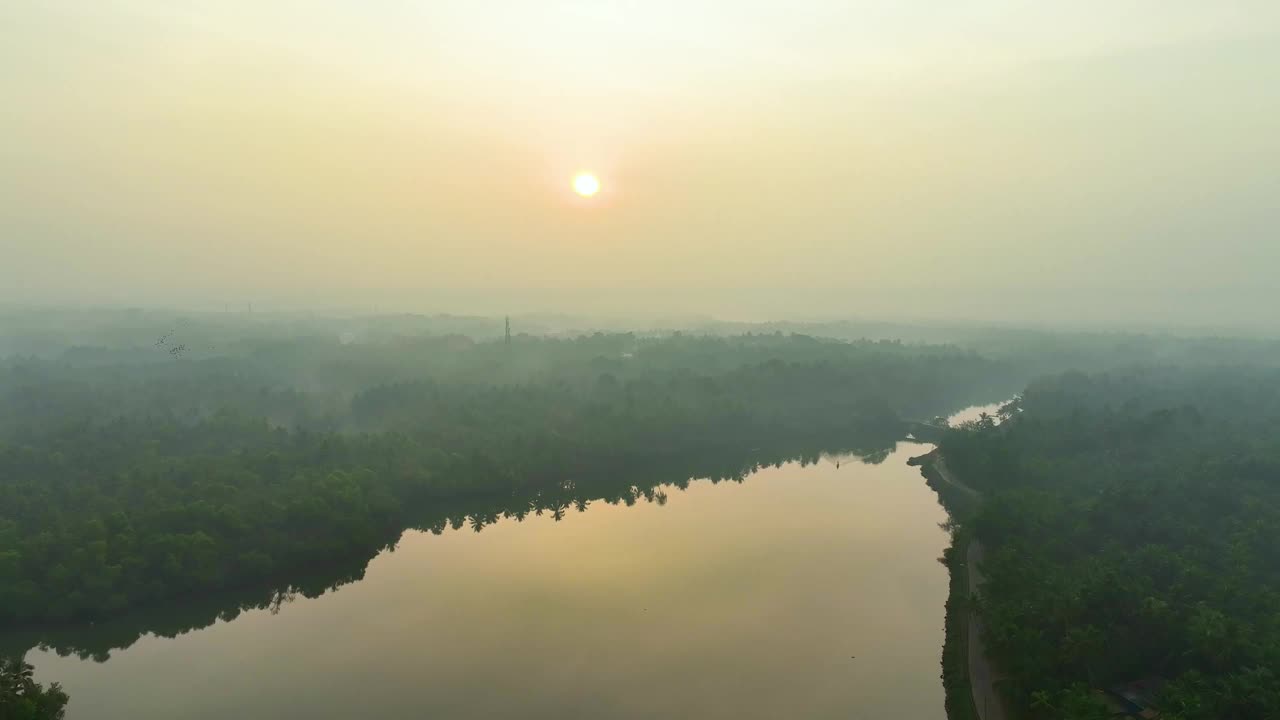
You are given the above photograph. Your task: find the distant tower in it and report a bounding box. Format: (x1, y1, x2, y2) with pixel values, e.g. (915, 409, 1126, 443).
(504, 316, 511, 346)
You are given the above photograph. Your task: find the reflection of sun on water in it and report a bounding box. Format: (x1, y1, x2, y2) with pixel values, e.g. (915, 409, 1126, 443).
(573, 173, 600, 197)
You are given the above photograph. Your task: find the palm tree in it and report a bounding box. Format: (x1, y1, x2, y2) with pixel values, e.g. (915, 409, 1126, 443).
(0, 658, 69, 719)
(0, 657, 34, 697)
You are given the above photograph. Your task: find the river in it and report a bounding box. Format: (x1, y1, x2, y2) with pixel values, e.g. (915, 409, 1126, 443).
(23, 405, 1001, 719)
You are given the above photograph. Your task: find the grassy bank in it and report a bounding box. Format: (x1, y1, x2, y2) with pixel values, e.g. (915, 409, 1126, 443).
(940, 528, 979, 720)
(913, 449, 981, 720)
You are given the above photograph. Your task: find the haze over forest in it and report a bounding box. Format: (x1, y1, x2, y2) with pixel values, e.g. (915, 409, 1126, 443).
(3, 1, 1279, 329)
(6, 4, 1280, 720)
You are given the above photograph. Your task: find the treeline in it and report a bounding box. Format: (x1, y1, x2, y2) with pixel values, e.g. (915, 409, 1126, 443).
(1, 436, 888, 664)
(0, 331, 1013, 436)
(10, 307, 1280, 373)
(940, 367, 1280, 719)
(0, 333, 1003, 626)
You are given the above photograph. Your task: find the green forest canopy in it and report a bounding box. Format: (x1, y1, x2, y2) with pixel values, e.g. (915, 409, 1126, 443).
(942, 367, 1280, 720)
(0, 331, 1010, 625)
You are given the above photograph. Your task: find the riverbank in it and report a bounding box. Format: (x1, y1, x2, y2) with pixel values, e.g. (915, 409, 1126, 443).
(912, 448, 1005, 720)
(24, 445, 959, 720)
(940, 527, 979, 720)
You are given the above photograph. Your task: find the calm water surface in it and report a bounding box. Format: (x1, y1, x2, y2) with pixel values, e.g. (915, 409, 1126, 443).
(28, 414, 996, 718)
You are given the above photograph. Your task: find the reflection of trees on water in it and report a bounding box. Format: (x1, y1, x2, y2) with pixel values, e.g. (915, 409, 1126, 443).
(821, 447, 894, 467)
(5, 429, 902, 665)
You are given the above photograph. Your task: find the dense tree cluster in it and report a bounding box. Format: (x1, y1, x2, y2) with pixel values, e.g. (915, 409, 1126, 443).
(0, 333, 1007, 626)
(941, 367, 1280, 719)
(1, 331, 1014, 434)
(1, 435, 888, 664)
(0, 658, 67, 720)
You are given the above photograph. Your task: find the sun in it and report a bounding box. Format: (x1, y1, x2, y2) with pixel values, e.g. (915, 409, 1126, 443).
(573, 173, 600, 197)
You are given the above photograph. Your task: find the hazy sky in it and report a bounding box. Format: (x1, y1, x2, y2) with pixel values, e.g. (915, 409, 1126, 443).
(3, 2, 1278, 326)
